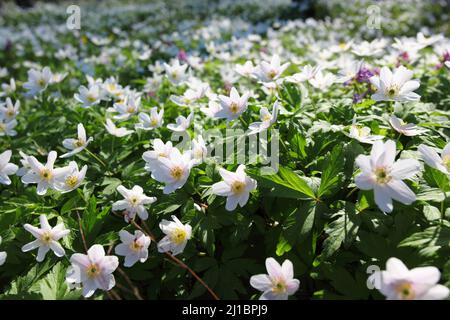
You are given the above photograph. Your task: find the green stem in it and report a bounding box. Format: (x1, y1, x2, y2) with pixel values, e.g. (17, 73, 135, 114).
(85, 148, 107, 168)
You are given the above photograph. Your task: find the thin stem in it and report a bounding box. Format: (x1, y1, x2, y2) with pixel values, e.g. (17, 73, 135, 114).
(75, 211, 88, 253)
(117, 267, 144, 300)
(85, 148, 107, 168)
(130, 220, 220, 300)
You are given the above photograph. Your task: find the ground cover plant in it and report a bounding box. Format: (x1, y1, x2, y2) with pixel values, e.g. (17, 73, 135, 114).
(0, 0, 449, 300)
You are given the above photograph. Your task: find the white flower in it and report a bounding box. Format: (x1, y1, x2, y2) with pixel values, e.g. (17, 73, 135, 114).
(74, 85, 102, 108)
(235, 61, 255, 78)
(66, 244, 119, 298)
(368, 257, 449, 300)
(167, 112, 193, 132)
(351, 39, 387, 57)
(104, 118, 133, 137)
(164, 60, 189, 85)
(0, 118, 17, 136)
(287, 64, 321, 84)
(370, 66, 420, 102)
(0, 98, 20, 122)
(191, 135, 207, 164)
(200, 100, 221, 118)
(253, 54, 289, 82)
(142, 139, 174, 172)
(248, 101, 279, 135)
(115, 230, 151, 267)
(112, 185, 157, 222)
(111, 94, 141, 121)
(16, 151, 31, 177)
(102, 77, 123, 98)
(211, 164, 257, 211)
(389, 115, 427, 136)
(23, 67, 53, 96)
(0, 236, 6, 266)
(21, 151, 70, 195)
(308, 70, 336, 90)
(22, 215, 70, 262)
(0, 150, 18, 185)
(61, 123, 93, 158)
(135, 108, 164, 130)
(53, 161, 87, 193)
(418, 142, 450, 177)
(0, 78, 16, 97)
(157, 215, 192, 256)
(355, 140, 420, 213)
(445, 61, 450, 69)
(349, 117, 384, 144)
(250, 257, 300, 300)
(150, 147, 195, 194)
(215, 87, 249, 121)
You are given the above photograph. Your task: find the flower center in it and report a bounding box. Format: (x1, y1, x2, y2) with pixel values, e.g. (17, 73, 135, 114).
(0, 123, 5, 131)
(231, 181, 246, 195)
(129, 240, 143, 252)
(373, 167, 391, 184)
(229, 102, 240, 114)
(262, 114, 272, 122)
(150, 117, 159, 126)
(171, 72, 178, 79)
(37, 78, 46, 87)
(385, 85, 399, 97)
(6, 109, 14, 117)
(127, 106, 136, 113)
(268, 70, 278, 79)
(40, 168, 53, 181)
(41, 231, 52, 244)
(395, 281, 415, 300)
(73, 139, 85, 148)
(65, 175, 78, 188)
(171, 228, 187, 245)
(272, 280, 287, 294)
(86, 264, 101, 278)
(129, 196, 139, 206)
(87, 94, 97, 102)
(442, 154, 450, 171)
(170, 166, 184, 180)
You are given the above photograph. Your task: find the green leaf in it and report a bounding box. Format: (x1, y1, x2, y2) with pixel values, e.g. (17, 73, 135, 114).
(318, 144, 345, 198)
(320, 202, 360, 260)
(38, 262, 81, 300)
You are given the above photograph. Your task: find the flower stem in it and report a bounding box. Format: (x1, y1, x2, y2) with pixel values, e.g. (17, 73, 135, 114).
(85, 148, 107, 168)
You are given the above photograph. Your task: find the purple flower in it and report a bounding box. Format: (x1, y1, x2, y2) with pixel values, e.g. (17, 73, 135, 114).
(356, 67, 374, 83)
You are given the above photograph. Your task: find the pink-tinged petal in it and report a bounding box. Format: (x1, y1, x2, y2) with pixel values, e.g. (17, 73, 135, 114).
(355, 173, 375, 190)
(355, 155, 372, 173)
(286, 279, 300, 295)
(374, 185, 393, 213)
(157, 236, 173, 253)
(39, 215, 51, 231)
(393, 66, 413, 86)
(369, 76, 381, 89)
(118, 230, 134, 244)
(2, 163, 19, 175)
(21, 239, 41, 252)
(124, 254, 140, 267)
(24, 224, 43, 238)
(0, 252, 6, 266)
(408, 266, 440, 286)
(386, 257, 409, 276)
(112, 200, 129, 211)
(0, 150, 12, 164)
(377, 140, 396, 167)
(250, 274, 272, 292)
(87, 244, 105, 262)
(218, 167, 237, 182)
(399, 80, 420, 94)
(237, 192, 250, 208)
(385, 180, 416, 205)
(371, 93, 387, 101)
(212, 181, 232, 196)
(419, 285, 450, 300)
(225, 195, 239, 211)
(77, 123, 86, 142)
(391, 159, 420, 179)
(379, 67, 393, 88)
(82, 279, 97, 298)
(37, 182, 50, 195)
(70, 253, 90, 268)
(52, 227, 70, 241)
(265, 257, 283, 279)
(49, 241, 65, 257)
(36, 245, 50, 262)
(260, 290, 288, 300)
(115, 243, 129, 257)
(230, 87, 239, 100)
(370, 140, 384, 167)
(99, 256, 119, 274)
(281, 260, 294, 279)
